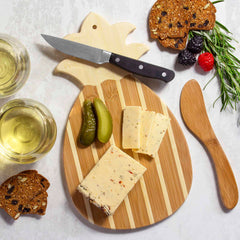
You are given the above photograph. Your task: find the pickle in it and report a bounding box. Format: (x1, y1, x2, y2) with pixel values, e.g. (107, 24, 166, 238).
(93, 98, 113, 143)
(79, 99, 96, 146)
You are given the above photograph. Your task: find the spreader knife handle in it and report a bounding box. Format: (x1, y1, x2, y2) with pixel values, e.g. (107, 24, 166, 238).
(109, 53, 175, 82)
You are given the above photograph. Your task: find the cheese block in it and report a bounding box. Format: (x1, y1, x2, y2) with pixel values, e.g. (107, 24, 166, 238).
(77, 145, 146, 216)
(122, 106, 142, 149)
(134, 112, 170, 156)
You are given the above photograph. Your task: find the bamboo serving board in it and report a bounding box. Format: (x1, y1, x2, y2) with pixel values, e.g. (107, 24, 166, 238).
(57, 13, 193, 230)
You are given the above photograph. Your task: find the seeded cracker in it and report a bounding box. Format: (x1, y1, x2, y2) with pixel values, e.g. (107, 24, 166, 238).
(149, 0, 190, 40)
(18, 191, 48, 217)
(0, 170, 49, 220)
(149, 0, 216, 50)
(159, 33, 188, 50)
(188, 0, 216, 30)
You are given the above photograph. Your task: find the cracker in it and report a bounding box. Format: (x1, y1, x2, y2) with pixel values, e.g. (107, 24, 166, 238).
(149, 0, 190, 40)
(159, 33, 188, 50)
(0, 170, 49, 220)
(149, 0, 216, 50)
(189, 0, 216, 30)
(18, 170, 50, 190)
(15, 191, 48, 219)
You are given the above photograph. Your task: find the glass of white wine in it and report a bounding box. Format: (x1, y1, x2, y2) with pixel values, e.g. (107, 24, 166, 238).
(0, 34, 30, 97)
(0, 99, 57, 164)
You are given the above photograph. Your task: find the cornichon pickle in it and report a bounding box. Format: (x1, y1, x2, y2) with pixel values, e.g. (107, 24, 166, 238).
(93, 98, 113, 143)
(79, 99, 96, 146)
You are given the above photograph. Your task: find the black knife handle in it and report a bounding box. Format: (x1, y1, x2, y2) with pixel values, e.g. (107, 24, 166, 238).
(109, 53, 175, 82)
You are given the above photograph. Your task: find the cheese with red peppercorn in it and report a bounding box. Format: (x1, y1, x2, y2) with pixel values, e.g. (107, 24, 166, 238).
(134, 112, 170, 156)
(77, 145, 146, 216)
(122, 106, 142, 149)
(122, 107, 171, 157)
(133, 110, 155, 153)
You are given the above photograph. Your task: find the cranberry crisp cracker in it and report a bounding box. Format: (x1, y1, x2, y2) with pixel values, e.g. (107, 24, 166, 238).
(149, 0, 216, 50)
(0, 170, 50, 220)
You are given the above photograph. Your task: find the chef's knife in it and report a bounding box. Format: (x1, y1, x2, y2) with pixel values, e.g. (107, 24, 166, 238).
(41, 34, 175, 82)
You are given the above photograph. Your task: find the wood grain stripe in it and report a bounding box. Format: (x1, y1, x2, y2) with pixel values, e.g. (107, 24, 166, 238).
(64, 129, 88, 220)
(153, 154, 173, 215)
(99, 81, 134, 229)
(135, 79, 173, 216)
(119, 77, 154, 225)
(133, 152, 154, 224)
(115, 80, 126, 108)
(140, 83, 186, 212)
(66, 121, 83, 182)
(77, 93, 96, 224)
(80, 86, 114, 229)
(66, 120, 94, 223)
(135, 78, 147, 109)
(161, 100, 188, 199)
(168, 111, 192, 193)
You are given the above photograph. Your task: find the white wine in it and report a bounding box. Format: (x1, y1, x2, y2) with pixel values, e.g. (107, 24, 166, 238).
(0, 99, 57, 163)
(0, 35, 30, 97)
(0, 106, 44, 154)
(0, 41, 16, 87)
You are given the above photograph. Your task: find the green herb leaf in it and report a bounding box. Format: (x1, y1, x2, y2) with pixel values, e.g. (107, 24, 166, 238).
(189, 19, 240, 111)
(212, 0, 224, 4)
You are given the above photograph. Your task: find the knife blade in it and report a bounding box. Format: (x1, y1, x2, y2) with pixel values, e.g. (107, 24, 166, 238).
(41, 34, 175, 82)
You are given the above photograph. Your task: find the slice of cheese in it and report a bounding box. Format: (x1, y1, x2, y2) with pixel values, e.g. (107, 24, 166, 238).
(133, 110, 155, 153)
(77, 145, 146, 216)
(122, 106, 142, 149)
(133, 111, 170, 156)
(145, 113, 170, 156)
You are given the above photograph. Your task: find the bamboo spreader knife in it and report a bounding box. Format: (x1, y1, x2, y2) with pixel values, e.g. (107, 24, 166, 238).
(41, 34, 175, 82)
(180, 79, 238, 210)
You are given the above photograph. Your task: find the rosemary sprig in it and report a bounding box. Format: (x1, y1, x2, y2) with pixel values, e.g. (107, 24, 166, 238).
(212, 0, 224, 4)
(189, 21, 240, 111)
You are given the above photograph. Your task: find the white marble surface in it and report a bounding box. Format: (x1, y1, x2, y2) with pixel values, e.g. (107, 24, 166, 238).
(0, 0, 240, 239)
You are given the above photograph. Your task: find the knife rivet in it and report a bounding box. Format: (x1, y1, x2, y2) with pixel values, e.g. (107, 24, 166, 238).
(115, 57, 120, 63)
(139, 65, 144, 70)
(162, 72, 167, 77)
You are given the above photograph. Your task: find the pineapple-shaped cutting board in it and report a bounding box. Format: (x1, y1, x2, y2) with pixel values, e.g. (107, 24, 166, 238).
(56, 13, 192, 230)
